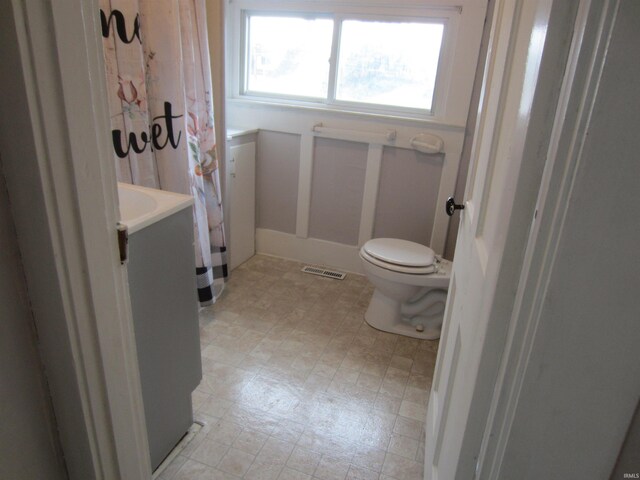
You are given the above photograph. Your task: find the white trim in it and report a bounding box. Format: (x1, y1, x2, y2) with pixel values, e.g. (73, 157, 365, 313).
(424, 0, 591, 476)
(312, 123, 397, 143)
(5, 0, 151, 478)
(429, 132, 462, 254)
(358, 144, 383, 246)
(295, 133, 315, 238)
(327, 14, 342, 103)
(228, 97, 467, 130)
(53, 1, 151, 475)
(228, 105, 461, 255)
(476, 0, 619, 477)
(256, 228, 364, 273)
(229, 0, 486, 126)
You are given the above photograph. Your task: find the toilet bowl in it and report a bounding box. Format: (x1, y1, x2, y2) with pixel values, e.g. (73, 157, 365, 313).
(360, 238, 451, 340)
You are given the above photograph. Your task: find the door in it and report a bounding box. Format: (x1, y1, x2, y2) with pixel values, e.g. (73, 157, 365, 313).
(424, 1, 556, 478)
(228, 141, 256, 270)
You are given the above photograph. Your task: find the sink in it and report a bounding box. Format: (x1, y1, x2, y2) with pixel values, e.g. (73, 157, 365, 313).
(117, 181, 201, 469)
(117, 183, 193, 233)
(118, 187, 158, 223)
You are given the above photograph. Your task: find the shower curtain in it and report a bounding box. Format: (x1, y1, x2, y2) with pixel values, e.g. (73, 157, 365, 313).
(100, 0, 227, 305)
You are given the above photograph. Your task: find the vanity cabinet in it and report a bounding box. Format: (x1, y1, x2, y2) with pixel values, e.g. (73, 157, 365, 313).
(226, 128, 257, 270)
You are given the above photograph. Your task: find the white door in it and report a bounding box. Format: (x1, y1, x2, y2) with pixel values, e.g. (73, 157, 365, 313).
(424, 1, 556, 478)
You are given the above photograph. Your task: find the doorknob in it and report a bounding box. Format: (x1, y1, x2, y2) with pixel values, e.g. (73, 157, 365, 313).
(445, 197, 465, 216)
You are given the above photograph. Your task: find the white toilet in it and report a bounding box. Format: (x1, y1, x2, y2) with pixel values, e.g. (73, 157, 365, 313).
(360, 238, 451, 340)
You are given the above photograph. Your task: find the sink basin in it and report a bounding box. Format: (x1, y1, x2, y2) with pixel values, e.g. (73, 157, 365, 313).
(118, 187, 158, 223)
(117, 183, 193, 233)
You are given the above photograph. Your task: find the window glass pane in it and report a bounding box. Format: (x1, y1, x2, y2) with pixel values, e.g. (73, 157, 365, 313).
(247, 15, 334, 98)
(336, 20, 444, 110)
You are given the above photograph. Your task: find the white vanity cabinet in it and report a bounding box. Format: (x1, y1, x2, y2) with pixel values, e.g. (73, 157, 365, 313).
(226, 128, 257, 270)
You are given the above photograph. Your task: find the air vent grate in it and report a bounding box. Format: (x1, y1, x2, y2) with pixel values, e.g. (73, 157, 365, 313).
(301, 265, 346, 280)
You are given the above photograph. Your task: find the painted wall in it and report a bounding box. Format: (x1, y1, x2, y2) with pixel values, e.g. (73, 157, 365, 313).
(374, 148, 442, 246)
(206, 0, 227, 193)
(240, 115, 460, 272)
(309, 138, 368, 245)
(255, 130, 300, 235)
(252, 129, 447, 253)
(443, 0, 496, 259)
(0, 165, 66, 480)
(0, 5, 96, 477)
(242, 121, 462, 272)
(224, 1, 490, 271)
(611, 402, 640, 478)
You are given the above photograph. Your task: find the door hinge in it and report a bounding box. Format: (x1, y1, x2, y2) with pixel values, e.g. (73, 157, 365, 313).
(117, 223, 128, 264)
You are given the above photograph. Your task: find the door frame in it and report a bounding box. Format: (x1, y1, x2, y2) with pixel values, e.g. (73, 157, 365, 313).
(426, 0, 578, 476)
(477, 0, 622, 476)
(2, 1, 150, 478)
(425, 0, 620, 477)
(2, 0, 618, 478)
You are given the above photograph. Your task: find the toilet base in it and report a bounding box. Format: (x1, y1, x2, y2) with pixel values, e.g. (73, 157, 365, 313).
(364, 290, 442, 340)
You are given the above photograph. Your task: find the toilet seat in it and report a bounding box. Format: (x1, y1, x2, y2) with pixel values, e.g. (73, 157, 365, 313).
(361, 239, 436, 275)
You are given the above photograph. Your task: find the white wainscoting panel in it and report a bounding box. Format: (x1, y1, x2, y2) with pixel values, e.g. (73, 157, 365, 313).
(256, 228, 364, 274)
(358, 144, 384, 246)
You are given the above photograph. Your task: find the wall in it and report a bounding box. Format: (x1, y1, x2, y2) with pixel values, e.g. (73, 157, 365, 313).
(255, 134, 444, 249)
(234, 120, 455, 271)
(255, 131, 301, 235)
(225, 1, 489, 272)
(374, 148, 443, 246)
(0, 163, 66, 480)
(611, 402, 640, 478)
(234, 110, 463, 273)
(206, 0, 227, 190)
(443, 0, 496, 259)
(0, 3, 96, 477)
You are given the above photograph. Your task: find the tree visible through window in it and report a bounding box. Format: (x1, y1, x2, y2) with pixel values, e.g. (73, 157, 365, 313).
(247, 15, 334, 98)
(243, 12, 446, 114)
(336, 20, 443, 110)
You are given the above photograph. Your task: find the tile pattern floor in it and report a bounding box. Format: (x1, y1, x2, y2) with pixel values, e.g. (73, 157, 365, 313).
(159, 255, 438, 480)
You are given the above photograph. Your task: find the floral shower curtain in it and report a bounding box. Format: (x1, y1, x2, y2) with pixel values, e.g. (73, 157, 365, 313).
(100, 0, 227, 305)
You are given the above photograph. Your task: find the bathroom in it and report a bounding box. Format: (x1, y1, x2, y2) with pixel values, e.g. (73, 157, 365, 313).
(2, 1, 639, 480)
(106, 0, 487, 477)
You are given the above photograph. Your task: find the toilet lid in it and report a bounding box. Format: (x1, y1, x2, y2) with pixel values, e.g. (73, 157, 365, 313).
(360, 249, 436, 274)
(363, 238, 435, 268)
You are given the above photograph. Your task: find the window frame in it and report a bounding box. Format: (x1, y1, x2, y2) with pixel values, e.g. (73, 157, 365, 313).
(240, 10, 337, 104)
(329, 14, 449, 115)
(228, 1, 483, 126)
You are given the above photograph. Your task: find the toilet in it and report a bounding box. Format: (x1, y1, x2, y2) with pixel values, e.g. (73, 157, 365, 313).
(360, 238, 451, 340)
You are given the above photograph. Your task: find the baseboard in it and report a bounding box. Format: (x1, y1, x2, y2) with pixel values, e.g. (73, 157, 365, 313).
(255, 228, 364, 274)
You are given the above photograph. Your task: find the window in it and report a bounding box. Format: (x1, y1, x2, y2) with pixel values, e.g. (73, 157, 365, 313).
(246, 16, 334, 98)
(335, 20, 443, 110)
(241, 12, 447, 115)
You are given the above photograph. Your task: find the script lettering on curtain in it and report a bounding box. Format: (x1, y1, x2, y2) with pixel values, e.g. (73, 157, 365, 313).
(100, 0, 228, 304)
(100, 9, 141, 44)
(101, 7, 184, 161)
(111, 102, 183, 158)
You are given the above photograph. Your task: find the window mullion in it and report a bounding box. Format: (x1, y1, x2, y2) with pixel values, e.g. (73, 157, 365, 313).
(239, 11, 249, 95)
(326, 16, 341, 104)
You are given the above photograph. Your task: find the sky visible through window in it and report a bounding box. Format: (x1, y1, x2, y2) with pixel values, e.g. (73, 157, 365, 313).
(336, 20, 443, 110)
(246, 15, 444, 112)
(248, 16, 334, 98)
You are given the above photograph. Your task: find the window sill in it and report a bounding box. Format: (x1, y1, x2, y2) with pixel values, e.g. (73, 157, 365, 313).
(226, 97, 466, 131)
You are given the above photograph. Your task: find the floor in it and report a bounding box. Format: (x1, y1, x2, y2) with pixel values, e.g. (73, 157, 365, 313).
(160, 254, 437, 480)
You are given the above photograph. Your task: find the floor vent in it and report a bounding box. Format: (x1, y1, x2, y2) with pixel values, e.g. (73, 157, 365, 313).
(301, 265, 347, 280)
